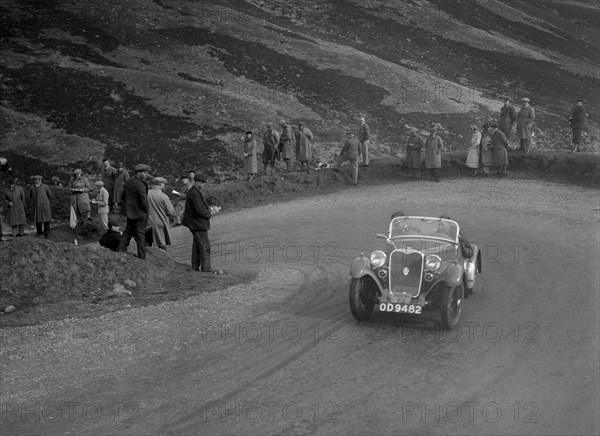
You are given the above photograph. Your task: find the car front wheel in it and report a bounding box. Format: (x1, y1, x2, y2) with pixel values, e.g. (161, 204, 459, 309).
(349, 277, 375, 321)
(440, 283, 464, 330)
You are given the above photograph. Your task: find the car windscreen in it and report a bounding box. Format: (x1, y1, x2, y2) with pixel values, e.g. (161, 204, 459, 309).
(389, 217, 458, 243)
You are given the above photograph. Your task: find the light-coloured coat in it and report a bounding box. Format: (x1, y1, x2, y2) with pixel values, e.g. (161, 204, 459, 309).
(243, 138, 258, 175)
(295, 126, 314, 162)
(424, 134, 443, 169)
(148, 186, 175, 247)
(516, 105, 535, 140)
(465, 131, 482, 168)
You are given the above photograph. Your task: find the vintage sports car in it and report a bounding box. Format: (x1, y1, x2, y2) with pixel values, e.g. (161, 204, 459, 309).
(349, 216, 482, 329)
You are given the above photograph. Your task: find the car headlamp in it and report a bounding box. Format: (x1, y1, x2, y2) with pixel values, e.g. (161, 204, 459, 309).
(370, 250, 387, 268)
(425, 255, 442, 271)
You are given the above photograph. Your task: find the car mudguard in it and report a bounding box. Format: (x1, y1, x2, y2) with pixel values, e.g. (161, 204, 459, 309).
(350, 256, 384, 290)
(446, 263, 464, 287)
(464, 245, 479, 289)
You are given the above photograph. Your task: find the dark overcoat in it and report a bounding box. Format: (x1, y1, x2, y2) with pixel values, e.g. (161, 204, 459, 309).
(4, 185, 26, 226)
(182, 185, 211, 231)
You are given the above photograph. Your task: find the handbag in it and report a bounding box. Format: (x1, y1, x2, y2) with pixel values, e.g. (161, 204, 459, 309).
(69, 205, 77, 229)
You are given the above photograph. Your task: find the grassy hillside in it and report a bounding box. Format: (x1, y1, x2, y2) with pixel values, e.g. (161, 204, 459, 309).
(1, 0, 598, 183)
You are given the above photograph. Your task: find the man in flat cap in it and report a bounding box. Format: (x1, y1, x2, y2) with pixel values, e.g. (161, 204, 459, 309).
(113, 162, 129, 213)
(424, 125, 443, 182)
(30, 175, 53, 238)
(92, 180, 110, 230)
(405, 127, 424, 179)
(279, 120, 294, 172)
(147, 176, 175, 252)
(490, 124, 509, 177)
(118, 164, 150, 259)
(569, 99, 587, 152)
(333, 131, 361, 185)
(498, 98, 516, 141)
(516, 97, 535, 152)
(358, 117, 370, 167)
(262, 123, 279, 175)
(101, 158, 117, 211)
(295, 122, 314, 173)
(182, 174, 216, 272)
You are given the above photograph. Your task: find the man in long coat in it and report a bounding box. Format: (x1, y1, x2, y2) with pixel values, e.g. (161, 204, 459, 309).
(480, 124, 493, 176)
(295, 122, 314, 173)
(405, 127, 424, 179)
(262, 123, 279, 175)
(30, 175, 53, 238)
(101, 158, 117, 210)
(359, 117, 371, 167)
(182, 174, 215, 272)
(490, 124, 509, 177)
(118, 164, 150, 259)
(279, 120, 294, 172)
(4, 178, 26, 236)
(516, 97, 535, 152)
(569, 99, 587, 152)
(173, 175, 192, 225)
(333, 132, 361, 185)
(113, 162, 129, 212)
(0, 157, 12, 241)
(147, 177, 175, 251)
(498, 98, 516, 141)
(424, 127, 443, 182)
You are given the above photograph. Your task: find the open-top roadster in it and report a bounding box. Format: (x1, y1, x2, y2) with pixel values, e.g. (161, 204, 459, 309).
(349, 216, 482, 329)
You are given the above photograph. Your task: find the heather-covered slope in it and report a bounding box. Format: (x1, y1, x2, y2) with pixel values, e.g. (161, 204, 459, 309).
(0, 0, 598, 181)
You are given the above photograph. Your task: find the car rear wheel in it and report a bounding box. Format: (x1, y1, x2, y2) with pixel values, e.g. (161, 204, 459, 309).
(349, 277, 375, 321)
(440, 283, 464, 329)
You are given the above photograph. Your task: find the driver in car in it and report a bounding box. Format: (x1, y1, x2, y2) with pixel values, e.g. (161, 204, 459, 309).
(439, 215, 473, 258)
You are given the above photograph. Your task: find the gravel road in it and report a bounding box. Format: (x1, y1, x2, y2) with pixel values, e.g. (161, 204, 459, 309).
(1, 177, 599, 435)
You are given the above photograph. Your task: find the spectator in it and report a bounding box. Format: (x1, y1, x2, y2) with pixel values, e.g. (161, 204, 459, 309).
(498, 98, 516, 141)
(242, 131, 257, 181)
(405, 127, 424, 180)
(30, 175, 53, 238)
(101, 158, 117, 210)
(147, 177, 175, 252)
(465, 125, 482, 177)
(188, 170, 196, 181)
(99, 219, 123, 252)
(4, 178, 26, 237)
(295, 122, 314, 173)
(182, 173, 216, 273)
(333, 132, 361, 186)
(118, 164, 150, 259)
(113, 162, 130, 213)
(279, 120, 294, 172)
(424, 125, 443, 182)
(173, 175, 193, 226)
(490, 124, 509, 177)
(359, 117, 371, 167)
(262, 123, 280, 175)
(516, 97, 535, 152)
(0, 157, 12, 241)
(92, 180, 110, 230)
(69, 169, 91, 227)
(569, 99, 587, 152)
(480, 124, 493, 177)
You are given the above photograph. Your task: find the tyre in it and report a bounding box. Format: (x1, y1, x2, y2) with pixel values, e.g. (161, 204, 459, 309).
(440, 282, 464, 330)
(349, 277, 375, 321)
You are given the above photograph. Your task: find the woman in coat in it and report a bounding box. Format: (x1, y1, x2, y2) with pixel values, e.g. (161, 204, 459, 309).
(279, 120, 294, 172)
(405, 127, 424, 179)
(465, 125, 482, 176)
(69, 168, 91, 226)
(295, 122, 314, 173)
(4, 178, 26, 236)
(113, 162, 130, 211)
(424, 127, 443, 182)
(480, 124, 493, 177)
(242, 131, 257, 181)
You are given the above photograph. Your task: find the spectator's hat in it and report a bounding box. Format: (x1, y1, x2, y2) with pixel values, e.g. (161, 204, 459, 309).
(522, 97, 530, 102)
(298, 121, 305, 126)
(33, 175, 42, 180)
(346, 131, 354, 135)
(134, 164, 150, 172)
(194, 174, 207, 182)
(108, 219, 119, 229)
(490, 123, 498, 128)
(73, 168, 82, 175)
(280, 119, 287, 126)
(575, 99, 583, 102)
(152, 176, 168, 184)
(94, 181, 104, 187)
(266, 122, 274, 127)
(180, 174, 190, 180)
(117, 161, 124, 168)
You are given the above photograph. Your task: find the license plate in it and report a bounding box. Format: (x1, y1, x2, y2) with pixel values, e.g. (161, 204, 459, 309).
(378, 303, 422, 314)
